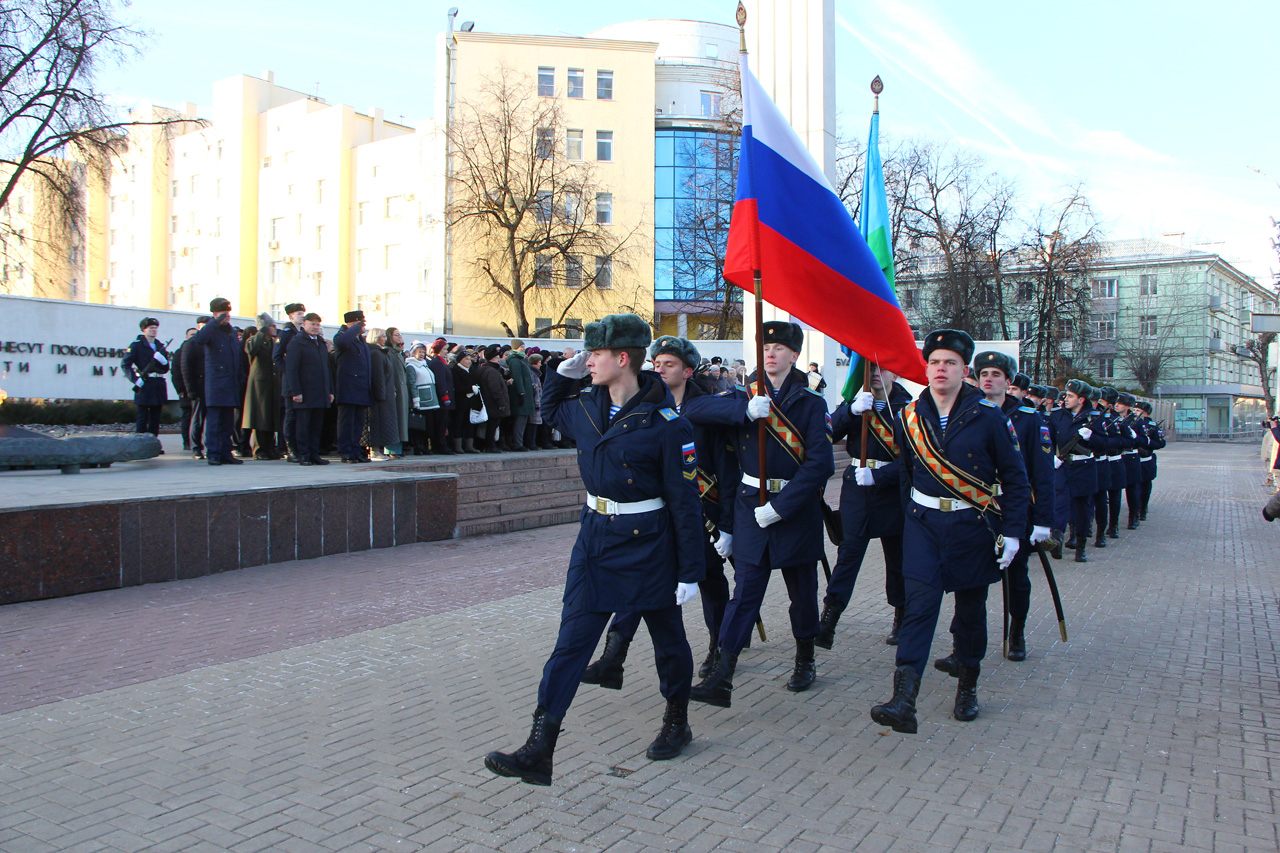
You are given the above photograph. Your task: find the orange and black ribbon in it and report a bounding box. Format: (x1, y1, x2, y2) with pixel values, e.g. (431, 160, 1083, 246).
(901, 402, 1001, 516)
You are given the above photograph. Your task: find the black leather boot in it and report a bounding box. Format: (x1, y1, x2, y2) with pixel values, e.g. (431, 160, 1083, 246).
(786, 639, 816, 692)
(1048, 530, 1063, 560)
(934, 651, 960, 677)
(580, 631, 629, 690)
(1107, 524, 1119, 539)
(1063, 525, 1078, 551)
(1127, 515, 1139, 530)
(870, 665, 921, 734)
(1094, 530, 1107, 548)
(690, 648, 737, 708)
(697, 643, 719, 680)
(484, 705, 561, 786)
(953, 663, 980, 721)
(1074, 543, 1088, 563)
(646, 698, 693, 760)
(1007, 619, 1027, 661)
(886, 607, 904, 645)
(814, 598, 845, 650)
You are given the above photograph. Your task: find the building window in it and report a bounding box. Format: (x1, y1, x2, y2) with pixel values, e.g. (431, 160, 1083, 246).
(1092, 277, 1117, 298)
(563, 318, 582, 338)
(1140, 315, 1158, 338)
(595, 256, 612, 289)
(595, 192, 612, 225)
(169, 216, 178, 234)
(314, 270, 323, 296)
(700, 91, 723, 118)
(69, 246, 78, 264)
(316, 180, 325, 203)
(567, 68, 584, 98)
(109, 229, 117, 246)
(358, 201, 368, 225)
(566, 129, 583, 160)
(168, 250, 176, 269)
(535, 191, 553, 223)
(357, 248, 368, 272)
(1096, 357, 1114, 379)
(536, 128, 554, 159)
(564, 255, 582, 289)
(1139, 274, 1158, 296)
(1056, 317, 1075, 338)
(900, 289, 916, 309)
(562, 192, 581, 222)
(170, 180, 178, 198)
(214, 216, 221, 237)
(269, 260, 283, 283)
(1093, 311, 1117, 339)
(270, 217, 282, 240)
(1016, 281, 1034, 302)
(384, 195, 399, 218)
(705, 43, 719, 59)
(189, 175, 197, 194)
(1017, 320, 1034, 340)
(384, 291, 401, 316)
(384, 244, 400, 269)
(315, 225, 324, 250)
(216, 178, 221, 198)
(538, 66, 555, 97)
(70, 279, 78, 297)
(535, 256, 553, 288)
(296, 213, 303, 234)
(597, 70, 613, 100)
(596, 131, 613, 161)
(535, 317, 552, 333)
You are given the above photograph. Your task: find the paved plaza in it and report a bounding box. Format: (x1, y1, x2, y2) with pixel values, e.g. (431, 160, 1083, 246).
(0, 442, 1277, 852)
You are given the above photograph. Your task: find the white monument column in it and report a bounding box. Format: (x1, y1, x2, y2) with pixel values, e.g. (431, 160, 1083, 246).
(740, 0, 837, 382)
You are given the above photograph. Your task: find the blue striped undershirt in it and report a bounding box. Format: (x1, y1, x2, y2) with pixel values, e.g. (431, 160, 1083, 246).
(939, 414, 949, 431)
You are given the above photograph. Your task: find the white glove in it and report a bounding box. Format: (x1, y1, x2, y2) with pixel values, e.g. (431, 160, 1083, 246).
(996, 537, 1020, 571)
(1029, 525, 1051, 546)
(1078, 427, 1092, 440)
(850, 389, 874, 415)
(713, 532, 733, 558)
(1053, 455, 1063, 469)
(746, 395, 771, 421)
(134, 378, 145, 388)
(152, 352, 168, 366)
(675, 582, 699, 606)
(557, 350, 590, 379)
(854, 466, 876, 486)
(754, 502, 782, 528)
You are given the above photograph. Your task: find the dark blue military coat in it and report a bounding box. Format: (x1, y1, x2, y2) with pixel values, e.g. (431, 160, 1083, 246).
(190, 320, 245, 408)
(1048, 406, 1099, 497)
(1139, 416, 1165, 481)
(121, 336, 170, 406)
(1002, 397, 1055, 531)
(830, 381, 912, 540)
(1100, 410, 1127, 489)
(680, 377, 738, 537)
(541, 368, 705, 613)
(333, 323, 372, 406)
(284, 332, 334, 409)
(893, 382, 1030, 591)
(684, 367, 835, 568)
(1089, 409, 1114, 492)
(1117, 412, 1142, 487)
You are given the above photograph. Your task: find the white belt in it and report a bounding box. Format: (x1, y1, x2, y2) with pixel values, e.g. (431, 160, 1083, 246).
(1107, 455, 1123, 461)
(1070, 453, 1093, 462)
(849, 458, 889, 470)
(911, 488, 980, 513)
(742, 473, 790, 492)
(1122, 450, 1139, 456)
(585, 493, 665, 515)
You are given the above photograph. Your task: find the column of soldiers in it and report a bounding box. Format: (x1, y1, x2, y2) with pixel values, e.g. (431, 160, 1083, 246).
(483, 319, 1167, 784)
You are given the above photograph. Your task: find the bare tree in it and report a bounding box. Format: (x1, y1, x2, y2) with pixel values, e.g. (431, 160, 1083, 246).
(447, 66, 639, 338)
(1107, 265, 1205, 395)
(1242, 331, 1276, 415)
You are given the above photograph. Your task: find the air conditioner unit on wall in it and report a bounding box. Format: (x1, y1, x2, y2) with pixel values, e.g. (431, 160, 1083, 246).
(267, 240, 279, 250)
(98, 279, 109, 290)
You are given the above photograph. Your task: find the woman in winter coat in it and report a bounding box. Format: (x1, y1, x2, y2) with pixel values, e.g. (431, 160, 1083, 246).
(405, 342, 447, 454)
(384, 327, 410, 457)
(241, 313, 283, 458)
(449, 348, 481, 453)
(361, 329, 400, 459)
(474, 344, 511, 453)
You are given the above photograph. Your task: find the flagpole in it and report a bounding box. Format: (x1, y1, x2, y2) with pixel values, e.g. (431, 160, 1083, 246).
(738, 1, 769, 506)
(858, 77, 883, 471)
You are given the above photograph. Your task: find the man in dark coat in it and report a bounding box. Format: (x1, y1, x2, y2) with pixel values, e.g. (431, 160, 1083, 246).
(121, 317, 171, 438)
(475, 345, 511, 453)
(685, 321, 835, 707)
(170, 327, 197, 450)
(190, 299, 247, 466)
(1050, 379, 1101, 563)
(181, 315, 212, 459)
(333, 310, 372, 463)
(1136, 400, 1165, 519)
(484, 314, 704, 785)
(817, 362, 912, 650)
(1113, 392, 1144, 530)
(242, 313, 282, 459)
(284, 313, 333, 466)
(868, 330, 1029, 733)
(273, 303, 307, 461)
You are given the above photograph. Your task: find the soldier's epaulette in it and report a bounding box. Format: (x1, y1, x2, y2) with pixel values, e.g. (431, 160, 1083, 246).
(582, 386, 593, 394)
(806, 387, 823, 396)
(658, 407, 677, 420)
(1019, 406, 1036, 414)
(716, 390, 733, 396)
(979, 398, 998, 408)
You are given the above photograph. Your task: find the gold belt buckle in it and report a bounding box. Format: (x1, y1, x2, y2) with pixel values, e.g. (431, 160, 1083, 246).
(768, 478, 786, 492)
(594, 497, 611, 514)
(938, 497, 954, 512)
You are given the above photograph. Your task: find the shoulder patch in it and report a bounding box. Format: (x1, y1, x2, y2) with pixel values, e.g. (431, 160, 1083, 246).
(1006, 419, 1019, 446)
(682, 441, 697, 467)
(659, 407, 677, 420)
(1019, 406, 1036, 414)
(807, 387, 824, 396)
(1039, 424, 1051, 448)
(979, 398, 998, 408)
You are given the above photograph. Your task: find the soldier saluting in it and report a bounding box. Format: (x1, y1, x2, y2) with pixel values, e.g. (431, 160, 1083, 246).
(869, 330, 1029, 733)
(483, 315, 705, 786)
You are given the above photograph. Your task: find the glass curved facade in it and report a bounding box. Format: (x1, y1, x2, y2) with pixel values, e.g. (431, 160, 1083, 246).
(654, 128, 739, 304)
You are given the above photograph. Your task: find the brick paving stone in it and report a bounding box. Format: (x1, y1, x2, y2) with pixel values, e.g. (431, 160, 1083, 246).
(1, 443, 1280, 850)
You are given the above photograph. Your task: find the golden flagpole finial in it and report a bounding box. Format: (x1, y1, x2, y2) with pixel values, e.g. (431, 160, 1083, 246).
(737, 2, 748, 53)
(871, 75, 883, 114)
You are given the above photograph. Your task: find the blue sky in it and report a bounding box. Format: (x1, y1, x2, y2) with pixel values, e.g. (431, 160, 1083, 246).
(100, 0, 1280, 281)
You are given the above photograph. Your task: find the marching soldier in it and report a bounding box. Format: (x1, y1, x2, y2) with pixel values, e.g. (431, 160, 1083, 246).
(1097, 386, 1128, 540)
(579, 335, 739, 688)
(483, 315, 705, 786)
(1113, 392, 1143, 529)
(121, 317, 171, 438)
(1009, 372, 1032, 400)
(684, 321, 834, 708)
(1135, 400, 1165, 519)
(1051, 380, 1101, 563)
(1039, 385, 1060, 416)
(1088, 386, 1114, 550)
(817, 363, 911, 650)
(869, 330, 1029, 733)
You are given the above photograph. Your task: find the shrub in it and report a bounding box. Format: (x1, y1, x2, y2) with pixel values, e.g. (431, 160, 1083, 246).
(0, 399, 179, 425)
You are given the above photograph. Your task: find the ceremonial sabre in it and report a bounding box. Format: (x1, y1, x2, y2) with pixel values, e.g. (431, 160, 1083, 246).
(1034, 543, 1069, 642)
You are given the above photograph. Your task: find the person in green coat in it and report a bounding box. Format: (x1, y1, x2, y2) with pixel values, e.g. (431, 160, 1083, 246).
(506, 339, 535, 452)
(384, 327, 410, 457)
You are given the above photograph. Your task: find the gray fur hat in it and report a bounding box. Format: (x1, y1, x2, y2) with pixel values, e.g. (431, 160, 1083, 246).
(973, 350, 1017, 380)
(761, 320, 804, 353)
(649, 335, 700, 369)
(583, 313, 651, 351)
(922, 328, 975, 365)
(256, 312, 275, 330)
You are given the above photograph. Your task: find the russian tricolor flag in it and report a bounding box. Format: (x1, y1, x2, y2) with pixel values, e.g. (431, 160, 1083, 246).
(724, 55, 927, 385)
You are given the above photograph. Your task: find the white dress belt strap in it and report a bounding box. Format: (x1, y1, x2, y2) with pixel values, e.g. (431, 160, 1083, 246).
(585, 493, 666, 515)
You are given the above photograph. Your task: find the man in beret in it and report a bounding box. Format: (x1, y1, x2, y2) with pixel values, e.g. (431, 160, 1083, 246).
(1050, 380, 1101, 562)
(484, 314, 705, 785)
(1134, 401, 1165, 519)
(868, 329, 1029, 732)
(685, 320, 834, 707)
(190, 298, 247, 465)
(273, 303, 307, 461)
(334, 310, 373, 462)
(579, 334, 740, 689)
(121, 317, 171, 440)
